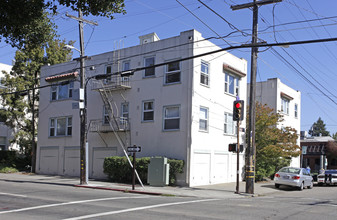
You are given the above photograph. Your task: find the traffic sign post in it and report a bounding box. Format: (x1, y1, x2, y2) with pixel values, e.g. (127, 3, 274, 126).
(127, 145, 141, 190)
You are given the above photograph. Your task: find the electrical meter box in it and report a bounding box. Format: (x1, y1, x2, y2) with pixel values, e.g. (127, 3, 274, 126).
(147, 157, 170, 186)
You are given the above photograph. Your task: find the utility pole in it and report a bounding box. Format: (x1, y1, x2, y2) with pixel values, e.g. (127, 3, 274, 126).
(31, 71, 37, 173)
(231, 0, 282, 194)
(66, 9, 98, 185)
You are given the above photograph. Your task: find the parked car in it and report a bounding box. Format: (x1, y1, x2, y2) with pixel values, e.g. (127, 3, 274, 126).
(317, 170, 337, 186)
(274, 167, 313, 190)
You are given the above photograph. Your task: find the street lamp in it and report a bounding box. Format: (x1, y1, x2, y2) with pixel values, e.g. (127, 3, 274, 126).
(64, 45, 81, 53)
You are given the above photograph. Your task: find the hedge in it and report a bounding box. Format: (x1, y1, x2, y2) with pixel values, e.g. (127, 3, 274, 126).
(103, 156, 184, 185)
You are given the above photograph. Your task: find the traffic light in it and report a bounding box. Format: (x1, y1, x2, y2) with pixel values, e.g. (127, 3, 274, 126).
(233, 100, 244, 121)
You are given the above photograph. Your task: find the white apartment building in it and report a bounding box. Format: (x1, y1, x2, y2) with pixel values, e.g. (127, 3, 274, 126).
(0, 63, 14, 151)
(36, 30, 248, 186)
(248, 78, 301, 167)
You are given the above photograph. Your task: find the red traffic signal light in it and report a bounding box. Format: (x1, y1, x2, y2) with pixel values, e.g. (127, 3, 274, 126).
(233, 100, 244, 121)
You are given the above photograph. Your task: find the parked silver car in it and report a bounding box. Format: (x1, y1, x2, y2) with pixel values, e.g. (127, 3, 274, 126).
(274, 167, 313, 190)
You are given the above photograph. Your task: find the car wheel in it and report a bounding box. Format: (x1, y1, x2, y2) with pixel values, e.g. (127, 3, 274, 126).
(318, 182, 323, 186)
(299, 182, 304, 191)
(308, 181, 313, 189)
(275, 184, 280, 189)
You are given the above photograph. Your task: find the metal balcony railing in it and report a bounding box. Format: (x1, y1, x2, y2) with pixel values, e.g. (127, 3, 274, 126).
(89, 117, 130, 133)
(91, 76, 131, 91)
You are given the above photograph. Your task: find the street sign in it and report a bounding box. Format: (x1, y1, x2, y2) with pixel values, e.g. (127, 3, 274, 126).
(128, 145, 141, 153)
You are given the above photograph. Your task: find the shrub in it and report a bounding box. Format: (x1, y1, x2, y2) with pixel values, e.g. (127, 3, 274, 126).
(103, 156, 184, 185)
(0, 164, 19, 173)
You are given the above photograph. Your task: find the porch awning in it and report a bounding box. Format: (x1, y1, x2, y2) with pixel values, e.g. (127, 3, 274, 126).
(45, 71, 79, 83)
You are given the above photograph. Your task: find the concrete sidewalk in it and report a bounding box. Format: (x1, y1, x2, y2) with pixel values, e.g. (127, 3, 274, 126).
(0, 173, 278, 198)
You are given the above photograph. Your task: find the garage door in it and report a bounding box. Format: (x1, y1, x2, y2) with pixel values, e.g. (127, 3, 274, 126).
(39, 146, 59, 175)
(212, 153, 229, 184)
(64, 147, 80, 177)
(91, 147, 117, 179)
(191, 152, 211, 186)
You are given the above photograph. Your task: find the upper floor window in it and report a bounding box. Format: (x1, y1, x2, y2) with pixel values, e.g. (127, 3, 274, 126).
(123, 61, 130, 71)
(163, 105, 180, 131)
(105, 65, 112, 82)
(142, 100, 154, 122)
(224, 112, 235, 135)
(281, 98, 289, 114)
(224, 72, 239, 96)
(103, 105, 110, 125)
(294, 104, 298, 118)
(200, 61, 209, 86)
(49, 116, 72, 137)
(165, 61, 181, 84)
(51, 81, 74, 101)
(144, 57, 155, 77)
(121, 102, 129, 126)
(199, 107, 208, 131)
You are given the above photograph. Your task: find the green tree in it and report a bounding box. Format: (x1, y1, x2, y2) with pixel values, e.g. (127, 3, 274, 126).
(309, 117, 330, 137)
(0, 0, 126, 48)
(248, 103, 300, 181)
(0, 38, 73, 155)
(332, 132, 337, 140)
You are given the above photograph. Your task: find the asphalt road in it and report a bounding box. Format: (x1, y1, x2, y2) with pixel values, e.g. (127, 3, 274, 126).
(1, 176, 337, 219)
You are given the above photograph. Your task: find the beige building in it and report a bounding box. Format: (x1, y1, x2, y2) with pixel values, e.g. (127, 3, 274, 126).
(36, 30, 248, 186)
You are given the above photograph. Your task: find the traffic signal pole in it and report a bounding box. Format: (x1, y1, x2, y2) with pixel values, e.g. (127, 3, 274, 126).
(231, 0, 282, 195)
(236, 120, 240, 194)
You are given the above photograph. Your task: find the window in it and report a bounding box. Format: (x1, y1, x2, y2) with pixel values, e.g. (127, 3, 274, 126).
(224, 112, 236, 135)
(51, 81, 74, 101)
(199, 107, 208, 131)
(103, 105, 110, 124)
(163, 106, 180, 130)
(49, 116, 72, 137)
(294, 104, 298, 118)
(281, 98, 289, 114)
(165, 61, 181, 84)
(105, 65, 112, 82)
(142, 101, 154, 122)
(122, 61, 130, 82)
(224, 72, 240, 96)
(144, 57, 155, 77)
(121, 102, 129, 126)
(200, 61, 209, 86)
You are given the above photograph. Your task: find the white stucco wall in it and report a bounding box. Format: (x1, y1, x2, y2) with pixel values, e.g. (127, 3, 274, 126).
(36, 30, 248, 186)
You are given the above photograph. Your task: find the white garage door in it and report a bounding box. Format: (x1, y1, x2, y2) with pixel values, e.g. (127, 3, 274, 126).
(39, 146, 59, 175)
(91, 147, 117, 179)
(212, 153, 229, 184)
(191, 152, 211, 186)
(64, 147, 80, 177)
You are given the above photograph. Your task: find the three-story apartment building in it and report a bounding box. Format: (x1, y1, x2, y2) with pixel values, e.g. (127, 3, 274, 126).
(36, 30, 247, 186)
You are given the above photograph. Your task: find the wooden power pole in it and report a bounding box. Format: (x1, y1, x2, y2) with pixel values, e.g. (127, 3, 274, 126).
(231, 0, 282, 194)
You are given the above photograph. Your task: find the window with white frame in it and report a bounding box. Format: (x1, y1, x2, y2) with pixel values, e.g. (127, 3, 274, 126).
(200, 61, 209, 86)
(121, 102, 129, 127)
(224, 72, 240, 96)
(142, 100, 154, 122)
(163, 105, 180, 130)
(281, 98, 290, 114)
(122, 61, 131, 82)
(199, 107, 208, 131)
(51, 81, 74, 101)
(224, 112, 236, 135)
(49, 116, 72, 137)
(294, 103, 298, 118)
(165, 61, 181, 84)
(103, 105, 110, 124)
(144, 57, 155, 77)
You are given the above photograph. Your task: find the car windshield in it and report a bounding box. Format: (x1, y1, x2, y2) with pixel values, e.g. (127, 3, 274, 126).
(279, 167, 300, 174)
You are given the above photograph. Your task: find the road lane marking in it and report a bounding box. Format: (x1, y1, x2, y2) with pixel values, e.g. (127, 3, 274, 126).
(0, 195, 149, 214)
(0, 192, 27, 198)
(63, 198, 220, 220)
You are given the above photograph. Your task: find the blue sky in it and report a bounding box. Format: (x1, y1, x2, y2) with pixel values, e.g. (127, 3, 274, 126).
(1, 0, 337, 135)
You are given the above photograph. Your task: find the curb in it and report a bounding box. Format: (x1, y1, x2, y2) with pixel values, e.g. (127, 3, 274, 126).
(74, 184, 165, 196)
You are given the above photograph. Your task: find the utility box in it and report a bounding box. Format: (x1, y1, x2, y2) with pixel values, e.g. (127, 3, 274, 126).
(147, 157, 170, 186)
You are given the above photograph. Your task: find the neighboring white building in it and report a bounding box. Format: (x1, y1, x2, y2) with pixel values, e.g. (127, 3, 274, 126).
(36, 29, 248, 187)
(248, 78, 301, 167)
(0, 63, 15, 151)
